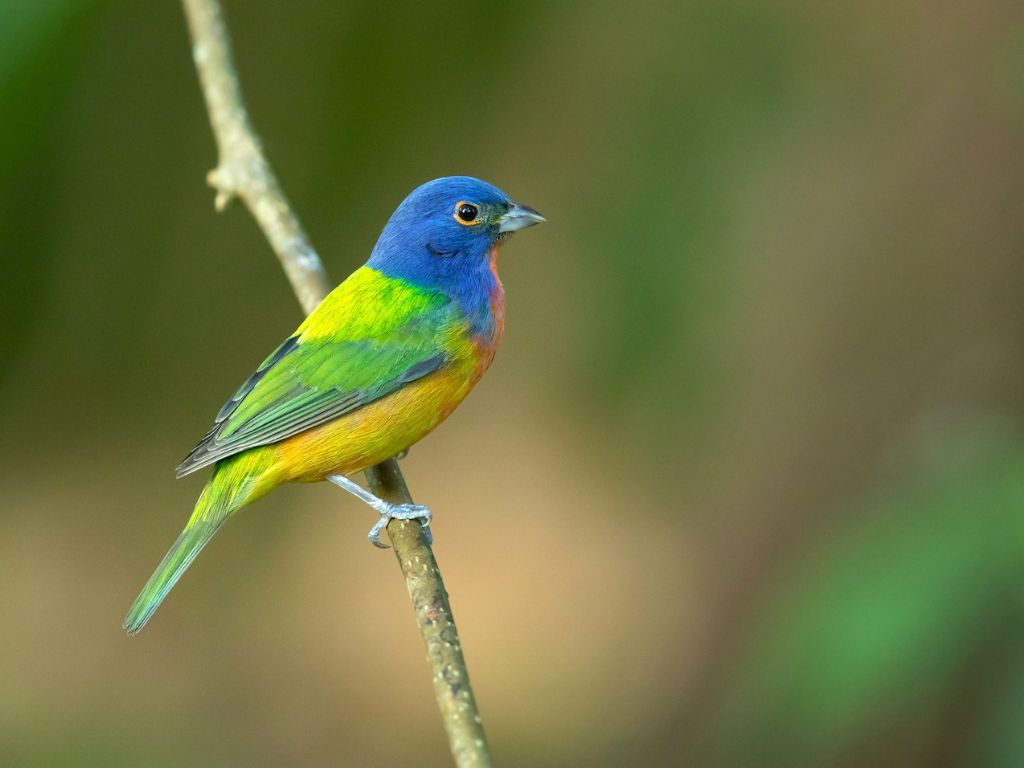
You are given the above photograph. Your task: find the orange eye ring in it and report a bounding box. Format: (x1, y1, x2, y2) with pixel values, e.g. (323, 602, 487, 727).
(454, 201, 481, 225)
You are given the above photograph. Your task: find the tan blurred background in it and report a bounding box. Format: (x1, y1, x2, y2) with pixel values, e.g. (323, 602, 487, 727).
(3, 1, 1024, 766)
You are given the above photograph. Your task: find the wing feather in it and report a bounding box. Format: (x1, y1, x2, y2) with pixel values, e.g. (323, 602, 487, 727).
(175, 269, 452, 477)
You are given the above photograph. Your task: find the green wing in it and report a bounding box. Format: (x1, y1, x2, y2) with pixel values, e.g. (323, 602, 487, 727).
(176, 269, 450, 477)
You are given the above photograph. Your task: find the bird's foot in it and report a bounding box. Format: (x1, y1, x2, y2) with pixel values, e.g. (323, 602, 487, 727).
(326, 473, 433, 548)
(367, 502, 432, 549)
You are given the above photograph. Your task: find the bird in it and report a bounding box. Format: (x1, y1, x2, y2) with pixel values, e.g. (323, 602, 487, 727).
(123, 176, 544, 634)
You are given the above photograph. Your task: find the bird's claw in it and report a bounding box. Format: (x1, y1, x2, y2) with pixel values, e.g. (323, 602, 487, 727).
(366, 503, 432, 548)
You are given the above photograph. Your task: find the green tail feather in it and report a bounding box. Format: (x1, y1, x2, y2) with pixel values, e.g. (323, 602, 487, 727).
(123, 517, 224, 635)
(124, 450, 275, 634)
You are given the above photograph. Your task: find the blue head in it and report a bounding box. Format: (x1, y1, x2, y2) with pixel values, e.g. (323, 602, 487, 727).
(366, 176, 544, 297)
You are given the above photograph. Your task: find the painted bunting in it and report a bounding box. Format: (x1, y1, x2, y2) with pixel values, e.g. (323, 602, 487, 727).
(124, 176, 544, 634)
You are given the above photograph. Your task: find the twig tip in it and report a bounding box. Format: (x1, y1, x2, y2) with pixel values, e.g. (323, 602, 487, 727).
(207, 167, 234, 211)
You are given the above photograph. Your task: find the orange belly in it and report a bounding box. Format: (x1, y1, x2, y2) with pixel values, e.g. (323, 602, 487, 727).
(269, 366, 478, 483)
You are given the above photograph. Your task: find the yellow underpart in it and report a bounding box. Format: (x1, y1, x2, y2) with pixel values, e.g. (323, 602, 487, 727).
(217, 358, 485, 504)
(274, 364, 478, 482)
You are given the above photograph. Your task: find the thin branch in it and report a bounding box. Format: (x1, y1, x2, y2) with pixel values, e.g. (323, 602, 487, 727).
(181, 0, 329, 314)
(179, 2, 493, 766)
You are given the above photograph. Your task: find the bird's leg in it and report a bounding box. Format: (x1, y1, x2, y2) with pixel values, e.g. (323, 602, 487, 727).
(326, 473, 432, 549)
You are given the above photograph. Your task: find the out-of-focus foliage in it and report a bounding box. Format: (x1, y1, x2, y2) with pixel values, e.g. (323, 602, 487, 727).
(0, 0, 91, 377)
(2, 1, 1023, 766)
(707, 431, 1024, 767)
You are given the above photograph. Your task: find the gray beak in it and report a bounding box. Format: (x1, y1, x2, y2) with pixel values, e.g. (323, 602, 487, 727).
(498, 202, 546, 233)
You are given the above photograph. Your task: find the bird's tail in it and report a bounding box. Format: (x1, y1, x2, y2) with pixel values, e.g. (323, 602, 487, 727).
(123, 515, 223, 635)
(123, 456, 273, 635)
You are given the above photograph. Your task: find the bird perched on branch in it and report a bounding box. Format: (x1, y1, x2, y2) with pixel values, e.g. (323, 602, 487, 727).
(124, 176, 543, 634)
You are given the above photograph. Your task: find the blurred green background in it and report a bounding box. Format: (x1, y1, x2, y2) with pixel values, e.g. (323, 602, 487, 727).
(2, 1, 1024, 766)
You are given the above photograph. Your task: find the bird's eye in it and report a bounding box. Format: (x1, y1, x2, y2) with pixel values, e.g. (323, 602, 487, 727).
(454, 202, 480, 225)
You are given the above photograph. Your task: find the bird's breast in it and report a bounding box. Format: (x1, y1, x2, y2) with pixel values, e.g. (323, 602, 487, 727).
(464, 244, 506, 376)
(487, 244, 506, 346)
